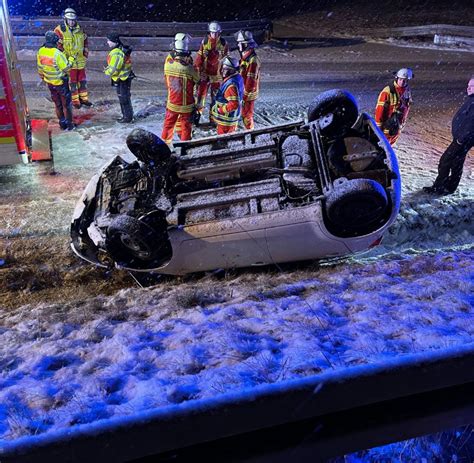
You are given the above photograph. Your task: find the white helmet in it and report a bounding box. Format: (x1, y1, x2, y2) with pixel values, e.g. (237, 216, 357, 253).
(174, 39, 189, 53)
(395, 68, 414, 79)
(208, 21, 222, 33)
(174, 32, 190, 44)
(222, 55, 240, 71)
(235, 30, 253, 43)
(63, 8, 77, 20)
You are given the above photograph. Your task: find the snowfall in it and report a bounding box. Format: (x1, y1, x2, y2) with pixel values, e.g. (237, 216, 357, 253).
(0, 15, 473, 462)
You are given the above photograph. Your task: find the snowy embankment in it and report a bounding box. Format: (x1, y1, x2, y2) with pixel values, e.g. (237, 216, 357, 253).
(0, 40, 473, 452)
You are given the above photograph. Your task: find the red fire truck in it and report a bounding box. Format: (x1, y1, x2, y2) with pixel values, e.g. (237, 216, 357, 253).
(0, 0, 51, 165)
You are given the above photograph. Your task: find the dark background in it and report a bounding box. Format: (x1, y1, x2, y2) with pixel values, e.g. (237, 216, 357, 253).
(8, 0, 471, 22)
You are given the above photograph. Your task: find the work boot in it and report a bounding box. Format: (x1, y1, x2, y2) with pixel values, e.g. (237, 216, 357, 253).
(422, 186, 449, 195)
(81, 100, 93, 107)
(117, 117, 134, 123)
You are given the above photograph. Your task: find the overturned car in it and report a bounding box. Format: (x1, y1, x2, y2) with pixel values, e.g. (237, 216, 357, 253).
(71, 90, 401, 275)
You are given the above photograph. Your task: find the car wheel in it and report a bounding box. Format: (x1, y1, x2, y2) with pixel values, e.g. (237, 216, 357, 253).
(307, 89, 359, 137)
(325, 178, 388, 230)
(126, 128, 172, 166)
(106, 215, 171, 269)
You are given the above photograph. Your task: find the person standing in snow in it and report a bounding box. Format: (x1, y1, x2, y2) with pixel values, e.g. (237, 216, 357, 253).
(374, 68, 413, 145)
(423, 76, 474, 195)
(211, 56, 244, 135)
(194, 21, 229, 126)
(236, 30, 261, 130)
(161, 35, 199, 144)
(104, 33, 135, 123)
(54, 8, 93, 108)
(37, 31, 75, 130)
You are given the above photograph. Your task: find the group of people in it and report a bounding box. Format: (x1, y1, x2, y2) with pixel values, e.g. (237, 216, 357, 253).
(36, 12, 261, 138)
(36, 9, 472, 194)
(160, 23, 261, 143)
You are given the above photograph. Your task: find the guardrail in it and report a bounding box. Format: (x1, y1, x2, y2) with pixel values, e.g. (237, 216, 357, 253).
(14, 31, 267, 51)
(371, 23, 474, 38)
(11, 17, 272, 37)
(12, 17, 272, 51)
(2, 343, 474, 462)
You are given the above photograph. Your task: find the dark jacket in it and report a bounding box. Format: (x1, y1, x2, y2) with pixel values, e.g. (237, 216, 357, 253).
(452, 94, 474, 145)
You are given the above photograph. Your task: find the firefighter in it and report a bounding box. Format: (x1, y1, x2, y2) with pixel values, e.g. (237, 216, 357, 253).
(375, 68, 414, 145)
(104, 33, 134, 123)
(194, 21, 229, 126)
(37, 31, 75, 130)
(54, 8, 92, 108)
(236, 30, 261, 130)
(423, 76, 474, 195)
(211, 56, 244, 135)
(161, 36, 199, 144)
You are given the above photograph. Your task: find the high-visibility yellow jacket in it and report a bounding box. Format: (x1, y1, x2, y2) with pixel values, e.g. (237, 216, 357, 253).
(37, 45, 72, 86)
(54, 23, 88, 70)
(240, 49, 261, 102)
(164, 53, 199, 113)
(104, 45, 133, 82)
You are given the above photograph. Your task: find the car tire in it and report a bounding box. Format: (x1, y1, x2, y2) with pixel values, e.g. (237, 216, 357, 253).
(106, 214, 171, 269)
(325, 178, 388, 230)
(307, 90, 359, 137)
(126, 128, 172, 166)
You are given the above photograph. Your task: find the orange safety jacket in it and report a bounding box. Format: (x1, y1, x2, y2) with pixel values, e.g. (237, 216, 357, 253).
(194, 35, 229, 82)
(211, 73, 244, 127)
(37, 45, 73, 86)
(164, 53, 199, 113)
(54, 23, 88, 70)
(375, 81, 411, 137)
(239, 48, 261, 102)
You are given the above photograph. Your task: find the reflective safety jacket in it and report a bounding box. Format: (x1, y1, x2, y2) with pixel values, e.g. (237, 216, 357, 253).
(239, 48, 261, 102)
(164, 53, 199, 113)
(194, 35, 229, 82)
(37, 44, 72, 86)
(104, 45, 133, 82)
(54, 23, 88, 70)
(375, 80, 411, 137)
(211, 73, 244, 126)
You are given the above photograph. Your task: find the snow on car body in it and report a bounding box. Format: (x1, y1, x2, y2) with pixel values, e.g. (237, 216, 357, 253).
(71, 90, 401, 274)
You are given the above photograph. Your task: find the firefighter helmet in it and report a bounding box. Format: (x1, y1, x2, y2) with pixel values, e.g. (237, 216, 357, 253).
(208, 21, 222, 33)
(395, 68, 414, 80)
(174, 39, 189, 53)
(235, 30, 253, 43)
(63, 8, 77, 20)
(174, 33, 190, 44)
(221, 55, 240, 71)
(45, 30, 59, 44)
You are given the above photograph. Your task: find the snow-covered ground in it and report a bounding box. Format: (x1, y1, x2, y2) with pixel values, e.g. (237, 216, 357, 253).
(0, 27, 473, 460)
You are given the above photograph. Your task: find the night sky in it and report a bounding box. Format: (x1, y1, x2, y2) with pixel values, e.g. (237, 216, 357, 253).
(8, 0, 462, 22)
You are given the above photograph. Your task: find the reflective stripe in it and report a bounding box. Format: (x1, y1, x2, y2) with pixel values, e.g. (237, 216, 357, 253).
(104, 48, 132, 81)
(0, 136, 16, 144)
(37, 47, 71, 85)
(54, 24, 87, 69)
(164, 54, 198, 113)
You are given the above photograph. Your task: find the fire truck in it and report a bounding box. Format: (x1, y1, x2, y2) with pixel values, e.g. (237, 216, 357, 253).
(0, 0, 51, 165)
